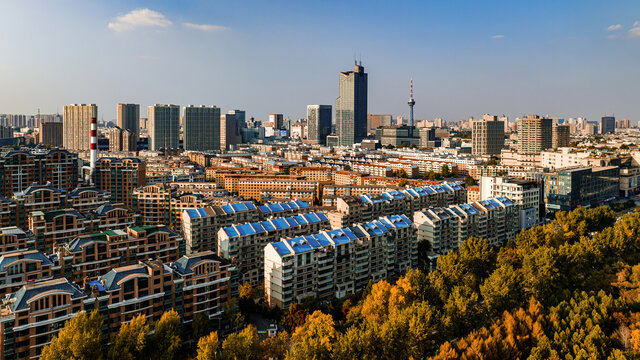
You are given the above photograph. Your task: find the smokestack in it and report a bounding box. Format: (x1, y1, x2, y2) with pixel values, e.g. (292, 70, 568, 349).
(90, 117, 97, 185)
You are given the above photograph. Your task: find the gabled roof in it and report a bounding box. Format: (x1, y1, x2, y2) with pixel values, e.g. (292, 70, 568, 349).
(8, 278, 85, 312)
(0, 250, 52, 271)
(99, 264, 150, 291)
(171, 250, 229, 275)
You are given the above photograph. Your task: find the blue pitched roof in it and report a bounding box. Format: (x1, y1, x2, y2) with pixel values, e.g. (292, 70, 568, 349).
(8, 278, 85, 312)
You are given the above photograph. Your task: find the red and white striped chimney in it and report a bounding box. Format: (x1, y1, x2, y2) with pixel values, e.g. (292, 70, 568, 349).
(90, 117, 97, 185)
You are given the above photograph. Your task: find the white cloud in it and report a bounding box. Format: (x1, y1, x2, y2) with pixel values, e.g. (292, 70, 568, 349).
(630, 21, 640, 37)
(183, 22, 228, 31)
(491, 34, 504, 39)
(606, 24, 622, 31)
(108, 9, 172, 32)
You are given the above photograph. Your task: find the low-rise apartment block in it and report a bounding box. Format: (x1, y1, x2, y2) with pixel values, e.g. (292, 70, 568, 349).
(414, 197, 520, 255)
(479, 176, 542, 229)
(218, 212, 330, 285)
(264, 214, 416, 309)
(0, 250, 55, 298)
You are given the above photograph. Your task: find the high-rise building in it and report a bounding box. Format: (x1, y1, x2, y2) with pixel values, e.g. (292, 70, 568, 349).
(552, 124, 570, 148)
(336, 63, 368, 146)
(183, 105, 221, 151)
(367, 114, 392, 131)
(268, 114, 283, 129)
(0, 125, 12, 139)
(472, 114, 504, 156)
(108, 126, 136, 152)
(63, 104, 97, 151)
(95, 157, 146, 209)
(148, 104, 180, 151)
(601, 116, 616, 134)
(228, 110, 246, 128)
(516, 115, 553, 155)
(220, 113, 241, 150)
(306, 105, 332, 145)
(38, 122, 63, 147)
(117, 103, 140, 146)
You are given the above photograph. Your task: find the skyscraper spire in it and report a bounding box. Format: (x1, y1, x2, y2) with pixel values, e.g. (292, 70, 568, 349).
(408, 78, 415, 128)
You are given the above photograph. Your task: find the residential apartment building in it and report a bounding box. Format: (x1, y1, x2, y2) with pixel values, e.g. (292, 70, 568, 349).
(479, 176, 541, 229)
(540, 148, 591, 170)
(66, 186, 111, 213)
(0, 149, 79, 197)
(63, 104, 97, 151)
(601, 116, 616, 134)
(108, 126, 136, 152)
(472, 114, 504, 156)
(13, 186, 68, 229)
(264, 214, 415, 309)
(238, 179, 328, 203)
(327, 183, 466, 229)
(552, 124, 570, 149)
(38, 122, 63, 147)
(58, 225, 180, 283)
(516, 115, 553, 154)
(0, 227, 30, 255)
(218, 212, 330, 285)
(148, 104, 180, 151)
(28, 209, 87, 254)
(183, 105, 221, 151)
(0, 198, 17, 228)
(182, 200, 311, 254)
(414, 197, 520, 255)
(96, 157, 146, 209)
(117, 103, 140, 146)
(0, 250, 55, 298)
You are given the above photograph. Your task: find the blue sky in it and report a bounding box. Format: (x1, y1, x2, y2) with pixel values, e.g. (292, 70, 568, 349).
(0, 0, 638, 123)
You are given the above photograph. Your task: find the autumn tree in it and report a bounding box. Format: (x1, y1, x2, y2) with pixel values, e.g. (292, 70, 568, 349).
(192, 312, 213, 343)
(107, 313, 150, 360)
(287, 311, 337, 360)
(196, 331, 220, 360)
(221, 325, 260, 360)
(150, 310, 181, 360)
(41, 310, 104, 360)
(260, 331, 289, 360)
(281, 303, 308, 332)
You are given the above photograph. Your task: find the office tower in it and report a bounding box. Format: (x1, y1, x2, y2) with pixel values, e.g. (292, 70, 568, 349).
(117, 104, 140, 146)
(0, 125, 12, 139)
(516, 115, 553, 154)
(220, 113, 241, 150)
(336, 62, 368, 146)
(148, 104, 180, 151)
(601, 116, 616, 134)
(307, 105, 332, 145)
(552, 124, 570, 148)
(63, 104, 97, 151)
(408, 79, 415, 127)
(472, 114, 505, 156)
(38, 122, 63, 147)
(367, 114, 392, 130)
(183, 105, 221, 151)
(228, 110, 246, 128)
(268, 114, 283, 129)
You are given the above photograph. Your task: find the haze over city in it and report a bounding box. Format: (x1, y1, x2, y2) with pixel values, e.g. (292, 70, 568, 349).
(1, 0, 639, 122)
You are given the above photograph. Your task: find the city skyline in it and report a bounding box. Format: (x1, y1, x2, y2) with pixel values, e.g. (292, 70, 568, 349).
(0, 1, 639, 124)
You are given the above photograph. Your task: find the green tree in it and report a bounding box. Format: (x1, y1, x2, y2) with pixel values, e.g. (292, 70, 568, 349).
(487, 158, 498, 166)
(395, 169, 408, 178)
(287, 311, 337, 360)
(441, 164, 452, 178)
(480, 263, 524, 316)
(464, 174, 476, 186)
(107, 313, 150, 360)
(196, 331, 220, 360)
(333, 324, 380, 360)
(41, 310, 104, 360)
(150, 310, 181, 360)
(398, 179, 409, 187)
(222, 325, 260, 360)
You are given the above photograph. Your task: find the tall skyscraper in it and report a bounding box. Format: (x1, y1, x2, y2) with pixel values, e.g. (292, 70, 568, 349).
(336, 62, 368, 146)
(472, 114, 505, 156)
(63, 104, 97, 151)
(220, 113, 241, 150)
(183, 105, 221, 151)
(268, 114, 284, 129)
(517, 115, 553, 154)
(117, 104, 140, 147)
(408, 79, 415, 127)
(307, 105, 332, 145)
(228, 110, 246, 128)
(601, 116, 616, 134)
(148, 104, 180, 151)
